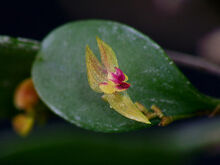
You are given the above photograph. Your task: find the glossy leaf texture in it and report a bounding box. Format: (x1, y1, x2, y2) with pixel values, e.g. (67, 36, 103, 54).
(0, 36, 40, 119)
(32, 20, 220, 132)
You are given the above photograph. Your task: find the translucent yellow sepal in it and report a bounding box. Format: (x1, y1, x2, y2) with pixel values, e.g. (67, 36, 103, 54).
(96, 37, 119, 72)
(102, 92, 151, 124)
(86, 45, 107, 92)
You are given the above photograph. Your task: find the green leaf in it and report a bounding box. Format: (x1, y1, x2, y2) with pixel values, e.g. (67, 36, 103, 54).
(32, 20, 220, 132)
(0, 36, 40, 119)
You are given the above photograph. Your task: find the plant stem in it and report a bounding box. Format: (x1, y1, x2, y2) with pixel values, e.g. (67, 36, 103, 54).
(1, 35, 220, 77)
(166, 50, 220, 77)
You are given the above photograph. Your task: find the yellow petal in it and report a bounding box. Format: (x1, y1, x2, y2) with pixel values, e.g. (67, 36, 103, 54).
(102, 92, 151, 124)
(96, 37, 119, 72)
(86, 45, 107, 92)
(99, 81, 116, 94)
(124, 73, 128, 81)
(12, 114, 34, 137)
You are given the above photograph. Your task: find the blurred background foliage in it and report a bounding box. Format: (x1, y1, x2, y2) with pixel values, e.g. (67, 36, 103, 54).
(1, 0, 220, 164)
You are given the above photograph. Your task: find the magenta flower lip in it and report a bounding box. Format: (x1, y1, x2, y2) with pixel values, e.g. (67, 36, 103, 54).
(110, 67, 126, 83)
(108, 67, 130, 91)
(115, 82, 130, 90)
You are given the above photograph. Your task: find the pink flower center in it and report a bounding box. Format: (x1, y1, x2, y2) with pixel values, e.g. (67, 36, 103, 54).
(116, 82, 130, 90)
(110, 67, 126, 83)
(109, 67, 130, 90)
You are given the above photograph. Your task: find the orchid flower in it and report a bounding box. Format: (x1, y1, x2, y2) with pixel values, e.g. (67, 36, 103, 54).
(99, 67, 130, 94)
(86, 37, 150, 124)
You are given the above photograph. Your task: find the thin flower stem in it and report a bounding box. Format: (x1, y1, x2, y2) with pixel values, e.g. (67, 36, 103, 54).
(209, 104, 220, 117)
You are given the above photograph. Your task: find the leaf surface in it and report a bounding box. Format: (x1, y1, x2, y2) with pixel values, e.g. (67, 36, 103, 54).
(32, 20, 220, 132)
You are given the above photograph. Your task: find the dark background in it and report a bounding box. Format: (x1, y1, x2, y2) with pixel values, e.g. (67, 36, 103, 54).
(1, 0, 220, 96)
(1, 0, 220, 164)
(0, 0, 220, 53)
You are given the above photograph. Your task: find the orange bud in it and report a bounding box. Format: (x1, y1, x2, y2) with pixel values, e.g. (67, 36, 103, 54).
(12, 114, 34, 136)
(14, 78, 39, 111)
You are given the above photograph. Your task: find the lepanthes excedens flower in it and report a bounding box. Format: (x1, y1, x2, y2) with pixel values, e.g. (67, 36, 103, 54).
(99, 67, 130, 94)
(86, 37, 151, 124)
